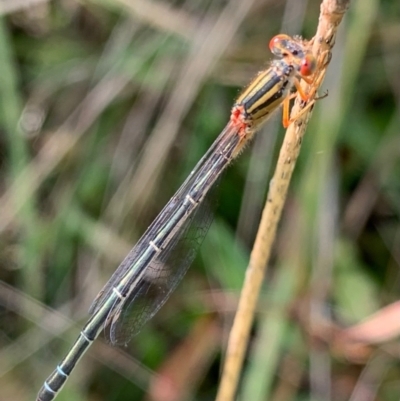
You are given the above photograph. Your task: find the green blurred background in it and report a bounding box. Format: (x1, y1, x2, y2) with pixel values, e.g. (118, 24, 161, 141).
(0, 0, 399, 400)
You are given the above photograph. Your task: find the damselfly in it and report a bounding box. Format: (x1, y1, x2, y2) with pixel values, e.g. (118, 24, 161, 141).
(37, 34, 318, 401)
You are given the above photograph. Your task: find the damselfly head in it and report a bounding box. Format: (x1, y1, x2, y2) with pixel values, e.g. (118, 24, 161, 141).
(269, 34, 317, 78)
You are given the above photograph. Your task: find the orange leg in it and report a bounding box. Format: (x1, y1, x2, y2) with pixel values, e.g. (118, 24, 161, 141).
(286, 99, 316, 126)
(282, 87, 315, 128)
(283, 82, 318, 127)
(293, 78, 311, 102)
(282, 96, 291, 128)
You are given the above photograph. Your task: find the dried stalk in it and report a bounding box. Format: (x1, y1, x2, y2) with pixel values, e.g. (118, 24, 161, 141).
(215, 1, 351, 400)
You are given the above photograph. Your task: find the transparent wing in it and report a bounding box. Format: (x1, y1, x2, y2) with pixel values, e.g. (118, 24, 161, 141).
(107, 180, 217, 344)
(89, 122, 239, 316)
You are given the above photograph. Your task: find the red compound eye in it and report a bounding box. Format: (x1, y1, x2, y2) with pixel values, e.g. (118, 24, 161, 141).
(300, 54, 316, 76)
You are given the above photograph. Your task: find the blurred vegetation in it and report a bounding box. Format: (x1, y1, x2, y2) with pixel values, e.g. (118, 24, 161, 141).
(0, 0, 399, 400)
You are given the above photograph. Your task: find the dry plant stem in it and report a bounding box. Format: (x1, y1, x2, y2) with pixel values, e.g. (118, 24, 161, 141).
(215, 1, 351, 401)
